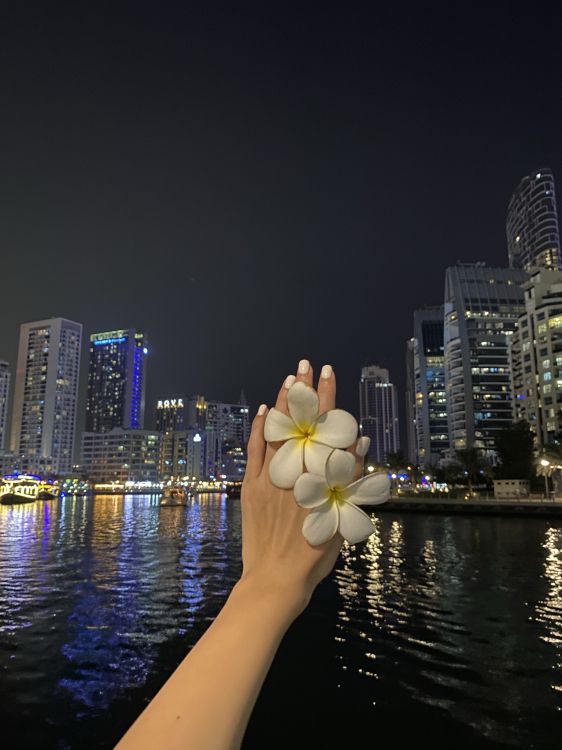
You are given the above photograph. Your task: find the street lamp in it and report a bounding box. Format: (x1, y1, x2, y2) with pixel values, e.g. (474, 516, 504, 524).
(541, 458, 550, 498)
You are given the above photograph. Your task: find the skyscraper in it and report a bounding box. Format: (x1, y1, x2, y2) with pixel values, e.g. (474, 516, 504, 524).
(86, 329, 147, 432)
(405, 339, 417, 465)
(444, 263, 528, 457)
(0, 361, 10, 451)
(510, 267, 562, 446)
(507, 168, 561, 273)
(409, 307, 449, 468)
(10, 318, 82, 475)
(359, 366, 399, 465)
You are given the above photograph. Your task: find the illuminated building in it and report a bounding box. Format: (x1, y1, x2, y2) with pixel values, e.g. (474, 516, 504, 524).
(507, 168, 561, 273)
(10, 317, 82, 475)
(86, 329, 148, 432)
(155, 397, 186, 432)
(510, 268, 562, 446)
(444, 263, 528, 457)
(408, 307, 449, 468)
(405, 339, 417, 465)
(0, 361, 9, 451)
(359, 366, 400, 464)
(80, 428, 161, 482)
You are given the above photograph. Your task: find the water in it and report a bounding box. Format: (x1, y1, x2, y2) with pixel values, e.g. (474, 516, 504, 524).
(1, 496, 561, 749)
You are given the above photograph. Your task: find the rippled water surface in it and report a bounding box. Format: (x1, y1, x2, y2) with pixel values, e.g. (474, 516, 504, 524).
(1, 496, 562, 749)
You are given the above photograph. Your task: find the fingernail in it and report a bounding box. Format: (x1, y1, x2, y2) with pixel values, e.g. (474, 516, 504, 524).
(284, 374, 296, 389)
(257, 404, 267, 416)
(356, 436, 370, 457)
(298, 359, 310, 374)
(321, 364, 333, 379)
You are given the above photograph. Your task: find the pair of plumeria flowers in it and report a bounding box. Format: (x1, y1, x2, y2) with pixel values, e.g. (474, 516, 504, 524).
(263, 379, 390, 546)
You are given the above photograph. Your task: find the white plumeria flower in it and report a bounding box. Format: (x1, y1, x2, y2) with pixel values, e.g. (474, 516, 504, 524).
(264, 381, 358, 489)
(294, 449, 390, 545)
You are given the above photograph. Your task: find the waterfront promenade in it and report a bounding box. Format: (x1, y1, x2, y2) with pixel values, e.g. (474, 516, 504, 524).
(382, 493, 562, 516)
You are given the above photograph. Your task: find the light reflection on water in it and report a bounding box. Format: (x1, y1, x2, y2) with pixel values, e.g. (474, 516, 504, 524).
(1, 499, 562, 748)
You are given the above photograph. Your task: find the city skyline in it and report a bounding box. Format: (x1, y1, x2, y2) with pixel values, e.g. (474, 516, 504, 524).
(0, 6, 560, 424)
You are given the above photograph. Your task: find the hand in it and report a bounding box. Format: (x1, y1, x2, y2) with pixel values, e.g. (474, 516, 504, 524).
(239, 361, 363, 621)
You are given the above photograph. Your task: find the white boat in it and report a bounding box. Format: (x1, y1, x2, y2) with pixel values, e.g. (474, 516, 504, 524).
(0, 475, 42, 505)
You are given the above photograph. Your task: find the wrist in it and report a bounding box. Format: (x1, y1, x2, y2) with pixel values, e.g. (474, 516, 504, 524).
(231, 574, 310, 627)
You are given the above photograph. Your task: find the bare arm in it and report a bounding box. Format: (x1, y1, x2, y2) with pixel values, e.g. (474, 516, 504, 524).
(115, 361, 359, 750)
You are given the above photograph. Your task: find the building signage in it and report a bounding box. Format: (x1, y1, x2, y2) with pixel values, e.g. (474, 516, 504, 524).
(157, 398, 184, 409)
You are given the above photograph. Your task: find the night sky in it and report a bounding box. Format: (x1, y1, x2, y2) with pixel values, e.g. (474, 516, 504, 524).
(1, 4, 561, 435)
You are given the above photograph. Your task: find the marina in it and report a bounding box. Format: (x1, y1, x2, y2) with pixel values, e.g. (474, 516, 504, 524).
(1, 495, 562, 749)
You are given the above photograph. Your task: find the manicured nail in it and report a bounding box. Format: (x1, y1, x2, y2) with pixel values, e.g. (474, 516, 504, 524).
(284, 374, 296, 389)
(356, 436, 370, 457)
(321, 364, 333, 379)
(298, 359, 310, 375)
(257, 404, 267, 416)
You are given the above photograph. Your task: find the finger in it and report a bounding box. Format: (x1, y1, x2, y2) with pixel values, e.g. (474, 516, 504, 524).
(265, 373, 297, 471)
(274, 373, 296, 415)
(245, 404, 268, 480)
(317, 363, 336, 415)
(351, 436, 370, 480)
(296, 358, 314, 387)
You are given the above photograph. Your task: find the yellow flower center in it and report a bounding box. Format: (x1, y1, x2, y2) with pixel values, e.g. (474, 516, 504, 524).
(328, 487, 346, 505)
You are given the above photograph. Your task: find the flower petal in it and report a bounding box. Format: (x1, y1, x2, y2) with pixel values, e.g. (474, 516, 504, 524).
(338, 502, 375, 544)
(325, 449, 356, 489)
(302, 502, 339, 546)
(287, 381, 319, 432)
(268, 438, 304, 489)
(344, 473, 391, 506)
(294, 473, 329, 508)
(304, 441, 333, 475)
(313, 409, 358, 448)
(264, 408, 298, 442)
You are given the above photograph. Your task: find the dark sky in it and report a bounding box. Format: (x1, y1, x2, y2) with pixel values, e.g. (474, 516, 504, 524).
(1, 3, 561, 434)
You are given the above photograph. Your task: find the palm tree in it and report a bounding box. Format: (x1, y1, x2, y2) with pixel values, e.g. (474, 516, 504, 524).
(454, 447, 488, 496)
(384, 450, 407, 494)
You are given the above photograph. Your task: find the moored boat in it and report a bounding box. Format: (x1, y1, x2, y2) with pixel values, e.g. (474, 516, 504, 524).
(0, 475, 42, 505)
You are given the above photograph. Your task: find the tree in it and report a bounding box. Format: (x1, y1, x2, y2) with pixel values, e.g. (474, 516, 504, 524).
(494, 420, 535, 480)
(454, 447, 489, 495)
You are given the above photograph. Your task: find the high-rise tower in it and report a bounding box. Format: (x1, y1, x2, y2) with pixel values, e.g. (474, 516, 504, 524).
(507, 168, 561, 272)
(86, 329, 148, 432)
(359, 366, 400, 465)
(0, 361, 10, 451)
(10, 318, 82, 475)
(444, 263, 527, 457)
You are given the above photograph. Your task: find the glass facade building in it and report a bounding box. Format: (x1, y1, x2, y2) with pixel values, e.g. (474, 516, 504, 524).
(444, 263, 528, 457)
(410, 307, 449, 467)
(359, 366, 400, 465)
(86, 330, 147, 432)
(507, 168, 561, 273)
(10, 318, 82, 475)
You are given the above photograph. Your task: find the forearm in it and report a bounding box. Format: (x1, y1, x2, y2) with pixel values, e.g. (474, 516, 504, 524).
(115, 578, 299, 750)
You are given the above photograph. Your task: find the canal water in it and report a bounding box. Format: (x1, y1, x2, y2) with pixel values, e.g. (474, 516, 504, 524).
(1, 495, 561, 749)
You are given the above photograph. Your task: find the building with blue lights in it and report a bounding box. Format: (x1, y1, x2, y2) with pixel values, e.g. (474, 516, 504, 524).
(10, 317, 82, 475)
(86, 329, 147, 432)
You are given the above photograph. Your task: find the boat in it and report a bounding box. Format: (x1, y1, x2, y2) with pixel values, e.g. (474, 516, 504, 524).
(0, 475, 42, 505)
(37, 482, 60, 500)
(160, 486, 188, 506)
